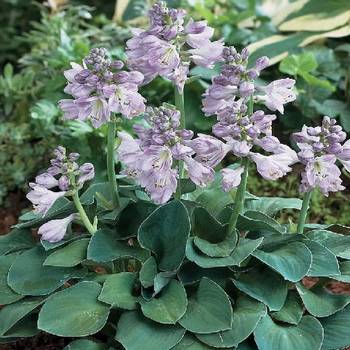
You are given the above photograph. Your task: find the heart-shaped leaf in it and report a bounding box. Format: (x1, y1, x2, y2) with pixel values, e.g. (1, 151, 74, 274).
(172, 334, 213, 349)
(192, 207, 227, 243)
(140, 279, 187, 324)
(87, 229, 149, 263)
(307, 230, 350, 259)
(178, 278, 232, 334)
(330, 261, 350, 283)
(245, 197, 302, 216)
(296, 283, 350, 317)
(237, 211, 285, 234)
(0, 229, 35, 255)
(186, 237, 263, 268)
(116, 201, 157, 239)
(98, 273, 138, 310)
(196, 295, 266, 347)
(0, 254, 23, 305)
(38, 281, 110, 337)
(140, 256, 158, 288)
(320, 304, 350, 350)
(63, 339, 107, 350)
(193, 231, 237, 258)
(271, 290, 304, 325)
(138, 200, 190, 271)
(8, 246, 86, 296)
(44, 238, 90, 267)
(0, 298, 44, 336)
(232, 266, 288, 311)
(303, 240, 340, 277)
(116, 311, 185, 350)
(254, 315, 324, 350)
(252, 242, 312, 282)
(178, 262, 232, 286)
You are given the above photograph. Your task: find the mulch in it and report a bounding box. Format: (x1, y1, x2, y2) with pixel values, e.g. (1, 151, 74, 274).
(0, 334, 69, 350)
(0, 192, 26, 235)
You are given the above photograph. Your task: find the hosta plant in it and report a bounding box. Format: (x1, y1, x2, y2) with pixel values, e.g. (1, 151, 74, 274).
(2, 2, 350, 350)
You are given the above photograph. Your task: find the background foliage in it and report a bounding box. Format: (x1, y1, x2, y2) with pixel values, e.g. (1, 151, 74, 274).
(2, 1, 350, 350)
(1, 0, 350, 224)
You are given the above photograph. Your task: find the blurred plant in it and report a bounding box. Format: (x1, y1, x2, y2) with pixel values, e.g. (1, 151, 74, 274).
(0, 4, 131, 205)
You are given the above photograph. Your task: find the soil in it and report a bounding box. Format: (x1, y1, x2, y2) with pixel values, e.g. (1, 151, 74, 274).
(0, 192, 26, 235)
(0, 333, 69, 349)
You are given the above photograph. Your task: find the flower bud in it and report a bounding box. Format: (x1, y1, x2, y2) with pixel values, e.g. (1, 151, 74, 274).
(78, 163, 95, 186)
(58, 175, 70, 191)
(68, 152, 80, 161)
(35, 173, 59, 189)
(110, 60, 124, 69)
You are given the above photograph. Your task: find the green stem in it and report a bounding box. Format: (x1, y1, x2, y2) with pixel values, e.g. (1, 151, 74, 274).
(174, 87, 186, 198)
(227, 96, 254, 234)
(175, 87, 185, 129)
(107, 120, 120, 208)
(227, 158, 249, 234)
(72, 192, 96, 235)
(297, 190, 312, 234)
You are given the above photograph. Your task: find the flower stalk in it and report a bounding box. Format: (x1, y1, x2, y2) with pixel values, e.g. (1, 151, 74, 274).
(107, 119, 121, 208)
(227, 97, 254, 234)
(227, 157, 249, 234)
(297, 190, 312, 234)
(175, 87, 186, 197)
(72, 191, 97, 235)
(175, 88, 185, 129)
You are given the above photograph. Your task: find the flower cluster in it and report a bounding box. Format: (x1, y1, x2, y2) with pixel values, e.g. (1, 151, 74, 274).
(59, 47, 146, 127)
(117, 104, 214, 203)
(190, 47, 298, 191)
(26, 146, 95, 242)
(203, 46, 296, 116)
(293, 116, 350, 195)
(126, 1, 224, 93)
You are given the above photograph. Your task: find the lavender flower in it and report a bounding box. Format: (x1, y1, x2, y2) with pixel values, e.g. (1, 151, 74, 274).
(38, 214, 75, 242)
(27, 147, 95, 215)
(256, 78, 296, 114)
(35, 173, 59, 189)
(195, 46, 298, 192)
(59, 48, 146, 127)
(78, 163, 95, 186)
(221, 166, 244, 192)
(26, 184, 66, 216)
(202, 46, 295, 117)
(293, 116, 350, 195)
(117, 104, 214, 204)
(190, 105, 297, 191)
(126, 2, 224, 93)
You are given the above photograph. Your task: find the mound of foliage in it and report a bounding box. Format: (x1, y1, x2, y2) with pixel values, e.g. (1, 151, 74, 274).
(1, 2, 350, 350)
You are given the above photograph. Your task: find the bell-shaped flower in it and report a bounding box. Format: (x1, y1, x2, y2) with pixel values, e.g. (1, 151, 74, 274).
(250, 149, 297, 181)
(257, 78, 296, 114)
(78, 163, 95, 186)
(58, 99, 79, 120)
(140, 168, 178, 204)
(26, 184, 66, 216)
(38, 214, 75, 242)
(107, 83, 146, 119)
(303, 155, 344, 195)
(189, 134, 230, 167)
(221, 166, 244, 192)
(188, 40, 224, 68)
(337, 139, 350, 172)
(35, 173, 59, 189)
(184, 156, 214, 187)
